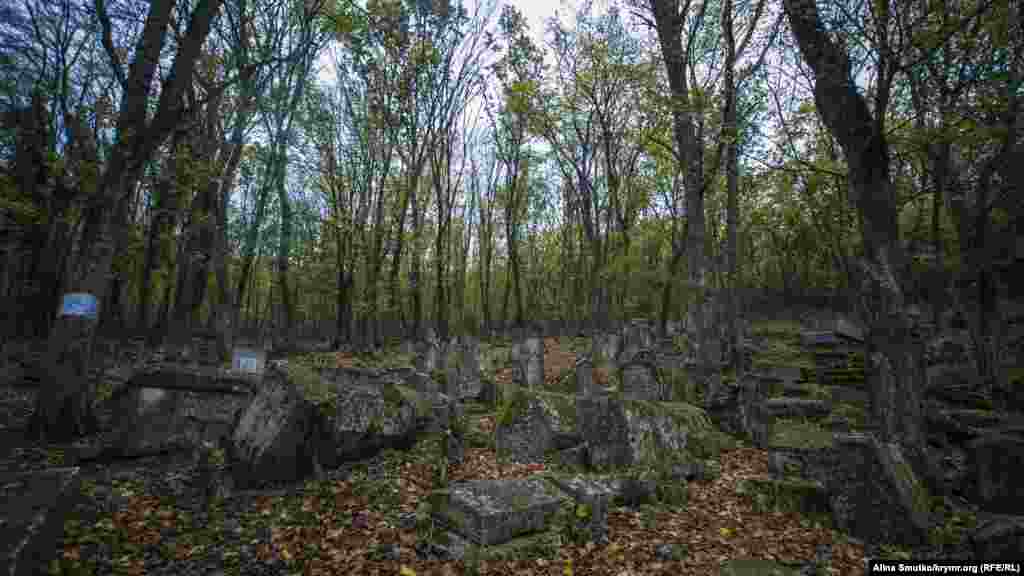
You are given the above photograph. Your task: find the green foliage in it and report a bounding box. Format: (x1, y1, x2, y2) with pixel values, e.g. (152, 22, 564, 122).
(496, 384, 528, 426)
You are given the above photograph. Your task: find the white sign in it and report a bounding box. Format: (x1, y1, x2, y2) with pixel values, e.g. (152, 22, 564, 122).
(59, 293, 98, 319)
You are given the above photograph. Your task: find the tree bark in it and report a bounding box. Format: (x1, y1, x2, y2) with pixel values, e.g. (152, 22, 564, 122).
(722, 0, 742, 376)
(28, 0, 224, 442)
(649, 0, 719, 397)
(782, 0, 928, 469)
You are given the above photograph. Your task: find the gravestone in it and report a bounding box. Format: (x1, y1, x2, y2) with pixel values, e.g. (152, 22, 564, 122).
(740, 374, 770, 448)
(619, 321, 655, 366)
(592, 333, 621, 366)
(520, 337, 544, 388)
(416, 337, 442, 373)
(575, 355, 595, 397)
(619, 355, 662, 401)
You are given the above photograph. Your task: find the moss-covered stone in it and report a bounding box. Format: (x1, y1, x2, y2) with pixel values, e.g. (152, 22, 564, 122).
(474, 530, 563, 562)
(736, 477, 831, 524)
(769, 419, 834, 450)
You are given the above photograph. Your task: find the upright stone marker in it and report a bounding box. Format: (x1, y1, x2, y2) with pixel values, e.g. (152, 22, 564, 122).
(575, 355, 594, 397)
(522, 337, 544, 388)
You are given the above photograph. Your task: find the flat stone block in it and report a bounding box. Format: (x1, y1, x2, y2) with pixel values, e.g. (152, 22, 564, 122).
(430, 478, 566, 545)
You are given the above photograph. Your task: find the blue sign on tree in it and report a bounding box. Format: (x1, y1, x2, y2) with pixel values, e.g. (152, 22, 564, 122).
(59, 293, 98, 319)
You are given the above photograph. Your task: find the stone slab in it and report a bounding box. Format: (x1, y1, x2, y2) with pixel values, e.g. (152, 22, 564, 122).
(430, 478, 566, 545)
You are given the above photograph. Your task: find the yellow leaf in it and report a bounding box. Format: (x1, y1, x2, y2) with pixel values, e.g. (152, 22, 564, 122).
(400, 566, 417, 576)
(720, 527, 733, 537)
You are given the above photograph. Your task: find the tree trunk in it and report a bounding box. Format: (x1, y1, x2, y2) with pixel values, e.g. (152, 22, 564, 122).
(783, 0, 928, 471)
(28, 0, 224, 441)
(722, 0, 742, 376)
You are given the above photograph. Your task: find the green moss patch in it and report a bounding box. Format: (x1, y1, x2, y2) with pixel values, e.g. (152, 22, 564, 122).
(736, 477, 831, 524)
(768, 419, 834, 450)
(282, 362, 337, 406)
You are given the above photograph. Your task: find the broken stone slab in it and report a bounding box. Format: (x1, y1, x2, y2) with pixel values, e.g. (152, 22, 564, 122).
(430, 478, 566, 546)
(1, 467, 84, 576)
(495, 388, 575, 462)
(226, 368, 328, 490)
(546, 475, 616, 541)
(577, 395, 712, 471)
(317, 380, 424, 468)
(103, 365, 255, 458)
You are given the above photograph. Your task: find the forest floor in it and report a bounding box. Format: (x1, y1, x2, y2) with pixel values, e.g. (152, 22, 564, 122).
(0, 331, 882, 576)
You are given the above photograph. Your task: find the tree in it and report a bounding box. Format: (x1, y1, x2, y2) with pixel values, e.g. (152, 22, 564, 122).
(643, 0, 723, 397)
(720, 0, 779, 373)
(781, 0, 929, 475)
(491, 4, 544, 330)
(28, 0, 225, 441)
